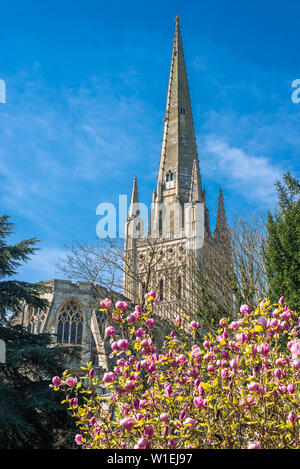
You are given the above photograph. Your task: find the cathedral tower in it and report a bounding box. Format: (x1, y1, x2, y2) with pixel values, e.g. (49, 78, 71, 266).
(123, 16, 227, 318)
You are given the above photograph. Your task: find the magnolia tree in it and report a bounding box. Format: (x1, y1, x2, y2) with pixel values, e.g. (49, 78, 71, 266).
(52, 294, 299, 449)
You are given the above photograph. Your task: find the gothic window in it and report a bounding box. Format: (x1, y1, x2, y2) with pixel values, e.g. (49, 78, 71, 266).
(159, 279, 164, 301)
(27, 307, 47, 334)
(140, 281, 146, 300)
(96, 310, 108, 340)
(180, 106, 186, 115)
(91, 335, 98, 366)
(159, 210, 163, 236)
(57, 299, 83, 345)
(177, 275, 182, 299)
(166, 171, 175, 189)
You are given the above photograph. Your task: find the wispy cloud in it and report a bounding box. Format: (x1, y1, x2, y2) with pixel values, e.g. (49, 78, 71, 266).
(200, 136, 283, 206)
(0, 70, 160, 237)
(15, 246, 66, 282)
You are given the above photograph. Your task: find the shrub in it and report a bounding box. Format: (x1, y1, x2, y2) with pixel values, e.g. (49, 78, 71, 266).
(52, 294, 299, 449)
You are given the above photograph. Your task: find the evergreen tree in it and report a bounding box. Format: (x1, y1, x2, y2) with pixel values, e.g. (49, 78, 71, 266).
(0, 215, 78, 448)
(264, 173, 300, 310)
(0, 215, 49, 323)
(0, 324, 77, 448)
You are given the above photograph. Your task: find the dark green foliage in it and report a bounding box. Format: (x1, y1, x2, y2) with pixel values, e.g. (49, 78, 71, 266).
(0, 215, 49, 323)
(0, 214, 78, 448)
(0, 324, 78, 448)
(264, 173, 300, 310)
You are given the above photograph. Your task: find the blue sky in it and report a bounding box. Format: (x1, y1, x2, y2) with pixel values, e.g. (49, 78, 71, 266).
(0, 0, 299, 282)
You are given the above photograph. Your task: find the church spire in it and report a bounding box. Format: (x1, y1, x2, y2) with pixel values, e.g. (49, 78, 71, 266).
(128, 176, 139, 218)
(214, 188, 228, 236)
(189, 158, 203, 203)
(156, 16, 199, 203)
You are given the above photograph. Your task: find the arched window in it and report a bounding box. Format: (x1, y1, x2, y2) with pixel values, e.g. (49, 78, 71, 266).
(91, 335, 98, 366)
(27, 307, 47, 334)
(166, 171, 175, 189)
(177, 275, 182, 299)
(96, 310, 108, 340)
(57, 299, 83, 345)
(159, 210, 163, 236)
(159, 279, 164, 301)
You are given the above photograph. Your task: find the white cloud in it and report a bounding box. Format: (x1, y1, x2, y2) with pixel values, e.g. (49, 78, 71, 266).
(16, 247, 66, 282)
(201, 136, 283, 205)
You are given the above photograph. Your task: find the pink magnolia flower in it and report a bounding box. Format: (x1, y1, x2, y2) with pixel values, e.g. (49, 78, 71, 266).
(118, 339, 129, 351)
(135, 328, 146, 338)
(100, 298, 111, 309)
(124, 380, 135, 392)
(89, 368, 95, 379)
(65, 377, 77, 388)
(115, 301, 128, 311)
(207, 364, 216, 373)
(190, 321, 199, 330)
(135, 305, 142, 314)
(258, 343, 270, 358)
(274, 368, 281, 379)
(144, 424, 155, 439)
(70, 397, 78, 407)
(103, 372, 115, 384)
(145, 318, 155, 329)
(236, 332, 248, 344)
(105, 326, 116, 337)
(145, 291, 156, 300)
(120, 417, 135, 431)
(230, 321, 240, 331)
(248, 382, 260, 393)
(229, 359, 237, 372)
(219, 318, 227, 328)
(176, 316, 183, 326)
(247, 442, 261, 449)
(287, 383, 294, 394)
(221, 368, 230, 380)
(193, 396, 204, 408)
(168, 439, 176, 449)
(75, 434, 83, 445)
(125, 314, 136, 325)
(279, 296, 284, 306)
(191, 345, 201, 360)
(52, 376, 60, 387)
(111, 341, 119, 351)
(160, 413, 169, 424)
(257, 316, 268, 329)
(240, 304, 251, 316)
(198, 383, 205, 395)
(290, 340, 300, 359)
(176, 354, 186, 365)
(240, 395, 255, 408)
(184, 418, 195, 428)
(288, 411, 295, 425)
(135, 437, 149, 449)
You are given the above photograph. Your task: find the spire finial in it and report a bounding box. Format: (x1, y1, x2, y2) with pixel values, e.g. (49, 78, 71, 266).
(175, 9, 180, 24)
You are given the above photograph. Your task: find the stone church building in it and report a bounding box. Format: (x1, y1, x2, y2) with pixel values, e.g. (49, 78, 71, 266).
(12, 16, 229, 371)
(123, 16, 229, 319)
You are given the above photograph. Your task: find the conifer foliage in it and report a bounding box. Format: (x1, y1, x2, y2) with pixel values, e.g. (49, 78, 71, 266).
(0, 214, 48, 323)
(0, 215, 77, 448)
(264, 173, 300, 310)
